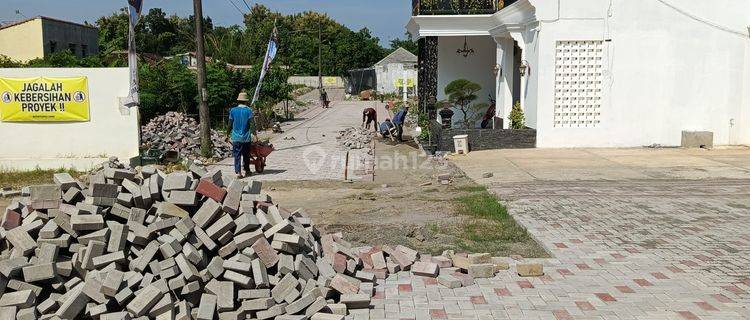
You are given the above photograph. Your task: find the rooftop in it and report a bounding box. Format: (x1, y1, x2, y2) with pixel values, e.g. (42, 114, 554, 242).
(374, 47, 418, 67)
(0, 16, 98, 31)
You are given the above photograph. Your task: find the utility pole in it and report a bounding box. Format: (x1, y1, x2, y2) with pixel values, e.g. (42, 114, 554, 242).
(193, 0, 212, 157)
(318, 21, 323, 94)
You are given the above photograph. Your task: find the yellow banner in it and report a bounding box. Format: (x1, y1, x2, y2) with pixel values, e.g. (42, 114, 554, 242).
(394, 78, 415, 88)
(322, 77, 338, 86)
(0, 76, 90, 122)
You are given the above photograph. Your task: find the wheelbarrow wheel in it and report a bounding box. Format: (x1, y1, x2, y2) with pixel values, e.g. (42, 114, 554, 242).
(255, 157, 265, 173)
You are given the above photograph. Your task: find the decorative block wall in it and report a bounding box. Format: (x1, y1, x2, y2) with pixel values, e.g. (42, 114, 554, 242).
(553, 40, 604, 128)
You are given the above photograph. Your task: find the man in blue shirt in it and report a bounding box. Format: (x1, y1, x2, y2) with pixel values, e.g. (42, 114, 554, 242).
(392, 105, 409, 142)
(228, 92, 255, 178)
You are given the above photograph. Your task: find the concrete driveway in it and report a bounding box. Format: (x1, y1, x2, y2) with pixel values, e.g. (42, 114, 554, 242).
(451, 147, 750, 184)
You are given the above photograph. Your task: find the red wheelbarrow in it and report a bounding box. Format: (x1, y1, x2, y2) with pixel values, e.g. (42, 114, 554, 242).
(248, 142, 274, 173)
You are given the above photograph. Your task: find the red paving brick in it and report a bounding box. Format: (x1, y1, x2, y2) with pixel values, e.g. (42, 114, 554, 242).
(681, 260, 700, 267)
(650, 272, 669, 280)
(615, 285, 635, 293)
(595, 293, 617, 302)
(422, 278, 438, 286)
(397, 284, 412, 293)
(667, 266, 685, 273)
(557, 269, 574, 276)
(470, 296, 487, 304)
(677, 311, 701, 320)
(517, 280, 534, 289)
(494, 288, 511, 296)
(722, 285, 747, 295)
(429, 309, 447, 319)
(576, 263, 591, 270)
(634, 279, 653, 287)
(552, 309, 573, 320)
(575, 301, 596, 311)
(712, 293, 733, 303)
(694, 301, 718, 311)
(554, 243, 568, 248)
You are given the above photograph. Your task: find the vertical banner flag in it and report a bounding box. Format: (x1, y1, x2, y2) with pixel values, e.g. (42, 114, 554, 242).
(125, 0, 144, 106)
(251, 24, 279, 105)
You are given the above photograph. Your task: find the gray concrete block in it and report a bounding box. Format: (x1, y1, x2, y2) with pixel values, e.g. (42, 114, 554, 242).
(91, 184, 119, 198)
(0, 289, 35, 308)
(126, 284, 163, 317)
(107, 222, 129, 253)
(192, 199, 222, 229)
(70, 215, 104, 231)
(101, 270, 124, 297)
(339, 293, 370, 309)
(196, 293, 217, 320)
(55, 283, 89, 319)
(167, 191, 198, 207)
(238, 289, 270, 300)
(251, 259, 269, 289)
(682, 130, 714, 148)
(22, 263, 55, 282)
(157, 202, 189, 218)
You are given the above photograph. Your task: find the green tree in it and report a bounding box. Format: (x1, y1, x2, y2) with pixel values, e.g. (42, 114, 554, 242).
(444, 79, 483, 128)
(389, 32, 418, 56)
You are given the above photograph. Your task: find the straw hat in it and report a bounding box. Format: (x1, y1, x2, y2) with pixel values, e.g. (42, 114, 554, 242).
(237, 92, 249, 102)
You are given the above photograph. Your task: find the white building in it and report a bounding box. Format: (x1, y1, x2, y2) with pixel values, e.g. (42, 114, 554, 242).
(374, 47, 418, 95)
(408, 0, 750, 147)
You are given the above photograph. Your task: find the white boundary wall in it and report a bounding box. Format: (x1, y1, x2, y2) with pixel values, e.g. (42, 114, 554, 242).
(0, 68, 139, 170)
(287, 76, 345, 88)
(531, 0, 750, 147)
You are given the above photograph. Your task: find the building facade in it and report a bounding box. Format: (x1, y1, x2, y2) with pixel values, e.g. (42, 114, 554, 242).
(0, 16, 99, 62)
(374, 47, 418, 95)
(408, 0, 750, 147)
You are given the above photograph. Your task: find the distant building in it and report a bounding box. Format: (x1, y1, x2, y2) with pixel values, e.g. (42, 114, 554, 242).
(0, 16, 99, 62)
(374, 47, 418, 95)
(165, 52, 252, 71)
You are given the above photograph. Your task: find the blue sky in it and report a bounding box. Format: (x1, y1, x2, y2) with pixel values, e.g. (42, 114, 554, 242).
(1, 0, 412, 45)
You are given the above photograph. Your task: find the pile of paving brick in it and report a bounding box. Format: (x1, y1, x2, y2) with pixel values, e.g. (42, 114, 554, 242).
(0, 158, 543, 319)
(141, 112, 232, 160)
(336, 127, 372, 150)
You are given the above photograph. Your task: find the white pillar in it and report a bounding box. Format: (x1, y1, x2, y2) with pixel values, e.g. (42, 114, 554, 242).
(494, 36, 514, 129)
(402, 69, 408, 103)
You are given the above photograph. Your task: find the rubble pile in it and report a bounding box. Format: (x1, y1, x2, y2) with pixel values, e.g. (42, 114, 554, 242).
(141, 112, 232, 160)
(336, 127, 373, 150)
(0, 158, 542, 319)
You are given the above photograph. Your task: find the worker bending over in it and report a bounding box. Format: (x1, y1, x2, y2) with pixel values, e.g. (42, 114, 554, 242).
(362, 107, 377, 130)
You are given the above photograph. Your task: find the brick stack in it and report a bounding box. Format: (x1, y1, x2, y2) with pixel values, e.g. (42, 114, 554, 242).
(336, 127, 372, 150)
(0, 158, 543, 319)
(141, 112, 232, 160)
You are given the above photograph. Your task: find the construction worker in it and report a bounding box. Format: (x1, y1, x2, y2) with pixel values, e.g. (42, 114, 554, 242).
(228, 92, 254, 178)
(379, 118, 396, 141)
(362, 107, 377, 130)
(392, 105, 409, 142)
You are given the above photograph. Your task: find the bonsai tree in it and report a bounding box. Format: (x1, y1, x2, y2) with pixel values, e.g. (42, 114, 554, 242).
(509, 101, 525, 129)
(444, 79, 483, 129)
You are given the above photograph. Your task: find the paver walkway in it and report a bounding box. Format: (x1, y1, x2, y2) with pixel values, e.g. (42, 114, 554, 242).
(210, 94, 390, 181)
(365, 178, 750, 319)
(376, 148, 750, 320)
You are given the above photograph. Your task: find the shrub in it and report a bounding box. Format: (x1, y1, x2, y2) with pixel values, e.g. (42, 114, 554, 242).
(509, 101, 525, 129)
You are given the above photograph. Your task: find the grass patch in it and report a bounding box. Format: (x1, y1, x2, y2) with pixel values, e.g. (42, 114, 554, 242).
(0, 168, 85, 189)
(446, 185, 548, 257)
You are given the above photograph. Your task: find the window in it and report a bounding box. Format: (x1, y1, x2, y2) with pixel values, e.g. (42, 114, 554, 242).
(81, 45, 88, 57)
(68, 43, 76, 54)
(49, 41, 57, 53)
